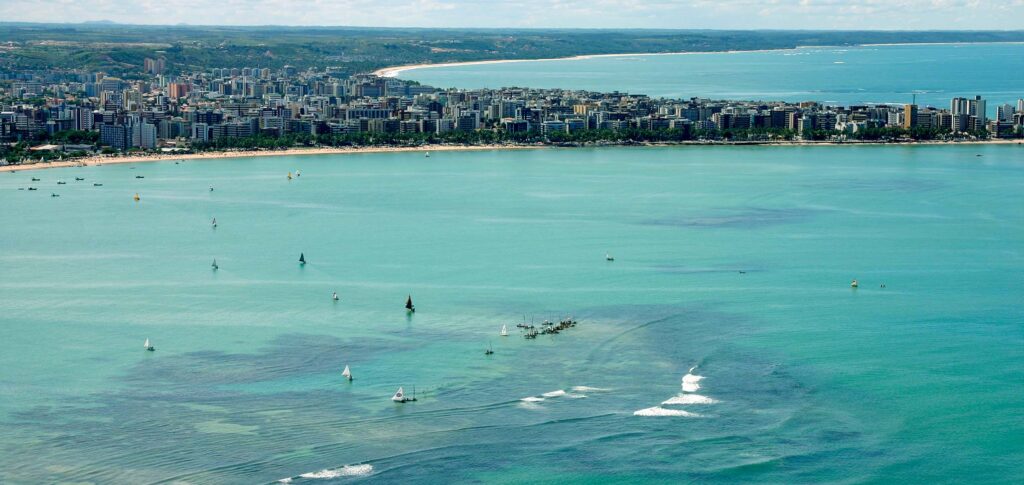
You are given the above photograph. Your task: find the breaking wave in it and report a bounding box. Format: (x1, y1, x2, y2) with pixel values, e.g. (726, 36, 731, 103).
(633, 406, 701, 417)
(279, 464, 374, 482)
(682, 366, 704, 393)
(662, 394, 718, 405)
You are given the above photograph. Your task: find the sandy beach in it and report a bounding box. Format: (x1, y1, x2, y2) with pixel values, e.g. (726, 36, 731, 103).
(3, 139, 1020, 173)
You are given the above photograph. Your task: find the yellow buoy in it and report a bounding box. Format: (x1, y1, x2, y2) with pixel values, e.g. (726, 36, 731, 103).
(133, 193, 140, 201)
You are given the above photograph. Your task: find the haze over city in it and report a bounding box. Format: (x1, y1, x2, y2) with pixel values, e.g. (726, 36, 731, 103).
(3, 0, 1024, 29)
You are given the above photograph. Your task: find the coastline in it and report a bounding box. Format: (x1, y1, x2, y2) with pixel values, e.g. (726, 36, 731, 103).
(3, 139, 1020, 173)
(373, 41, 1024, 78)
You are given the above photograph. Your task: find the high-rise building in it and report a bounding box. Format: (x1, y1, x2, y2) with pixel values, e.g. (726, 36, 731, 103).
(967, 96, 986, 123)
(902, 104, 917, 129)
(996, 104, 1015, 122)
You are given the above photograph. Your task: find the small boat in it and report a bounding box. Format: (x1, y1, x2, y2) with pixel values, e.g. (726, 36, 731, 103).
(75, 177, 85, 181)
(392, 386, 416, 403)
(209, 185, 214, 192)
(135, 175, 144, 179)
(93, 183, 103, 187)
(287, 172, 293, 180)
(405, 295, 415, 313)
(332, 291, 339, 301)
(27, 187, 37, 191)
(211, 217, 217, 228)
(425, 151, 430, 158)
(57, 180, 66, 185)
(51, 193, 60, 197)
(606, 253, 614, 261)
(31, 177, 40, 181)
(342, 365, 352, 381)
(133, 193, 140, 201)
(212, 259, 218, 270)
(485, 342, 494, 355)
(295, 170, 301, 177)
(144, 338, 155, 351)
(500, 324, 508, 337)
(850, 279, 859, 288)
(299, 253, 306, 265)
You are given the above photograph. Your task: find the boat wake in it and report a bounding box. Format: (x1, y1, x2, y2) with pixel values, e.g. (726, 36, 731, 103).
(633, 406, 701, 417)
(279, 464, 373, 482)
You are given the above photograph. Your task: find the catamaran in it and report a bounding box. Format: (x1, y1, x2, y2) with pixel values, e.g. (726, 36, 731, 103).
(143, 338, 155, 351)
(392, 386, 416, 402)
(342, 365, 352, 381)
(405, 295, 415, 313)
(500, 324, 508, 337)
(299, 253, 306, 265)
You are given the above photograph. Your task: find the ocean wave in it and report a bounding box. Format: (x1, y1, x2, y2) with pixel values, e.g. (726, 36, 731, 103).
(571, 386, 610, 392)
(541, 390, 566, 398)
(682, 367, 704, 393)
(520, 396, 545, 402)
(662, 394, 718, 405)
(280, 464, 374, 482)
(633, 406, 701, 417)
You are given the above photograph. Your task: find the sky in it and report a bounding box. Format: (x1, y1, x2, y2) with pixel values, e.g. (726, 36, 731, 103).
(3, 0, 1024, 30)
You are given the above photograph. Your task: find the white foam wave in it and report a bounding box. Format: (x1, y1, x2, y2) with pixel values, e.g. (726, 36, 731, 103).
(520, 396, 545, 402)
(565, 393, 587, 399)
(288, 464, 374, 480)
(571, 386, 610, 392)
(633, 406, 701, 417)
(542, 390, 566, 398)
(662, 394, 718, 405)
(682, 370, 704, 393)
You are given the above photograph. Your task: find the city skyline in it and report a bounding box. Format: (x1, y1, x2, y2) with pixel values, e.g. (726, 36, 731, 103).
(3, 0, 1024, 30)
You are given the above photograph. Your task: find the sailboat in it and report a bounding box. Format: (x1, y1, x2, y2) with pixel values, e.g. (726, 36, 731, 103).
(143, 338, 155, 351)
(295, 169, 301, 177)
(133, 193, 140, 201)
(485, 341, 494, 355)
(851, 279, 859, 288)
(405, 295, 415, 313)
(287, 172, 293, 180)
(212, 259, 219, 270)
(299, 253, 306, 265)
(209, 185, 214, 192)
(342, 365, 352, 381)
(392, 386, 416, 402)
(332, 291, 339, 301)
(500, 324, 508, 337)
(211, 217, 217, 228)
(606, 252, 615, 261)
(425, 151, 430, 158)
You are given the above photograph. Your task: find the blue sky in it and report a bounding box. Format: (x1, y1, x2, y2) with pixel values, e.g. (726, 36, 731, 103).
(3, 0, 1024, 29)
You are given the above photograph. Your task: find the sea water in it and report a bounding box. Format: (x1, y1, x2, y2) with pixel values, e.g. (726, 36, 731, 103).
(401, 43, 1024, 111)
(1, 144, 1022, 483)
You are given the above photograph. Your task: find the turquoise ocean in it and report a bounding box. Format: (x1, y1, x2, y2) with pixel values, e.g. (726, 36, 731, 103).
(2, 43, 1024, 483)
(1, 144, 1022, 483)
(402, 43, 1024, 112)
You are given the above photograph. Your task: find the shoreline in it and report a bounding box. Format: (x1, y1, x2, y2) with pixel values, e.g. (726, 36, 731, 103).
(373, 41, 1024, 78)
(3, 139, 1020, 173)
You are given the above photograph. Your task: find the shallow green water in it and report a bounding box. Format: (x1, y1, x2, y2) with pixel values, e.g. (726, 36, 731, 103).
(1, 145, 1022, 483)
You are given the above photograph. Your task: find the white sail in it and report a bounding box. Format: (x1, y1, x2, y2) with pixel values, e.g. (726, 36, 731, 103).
(500, 324, 508, 336)
(392, 387, 405, 402)
(342, 365, 351, 379)
(143, 338, 150, 348)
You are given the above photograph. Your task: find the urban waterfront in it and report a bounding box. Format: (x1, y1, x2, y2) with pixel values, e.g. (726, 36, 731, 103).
(1, 144, 1022, 483)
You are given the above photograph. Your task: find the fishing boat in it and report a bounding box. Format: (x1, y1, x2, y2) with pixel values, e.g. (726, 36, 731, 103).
(606, 252, 614, 261)
(392, 386, 416, 402)
(332, 291, 339, 301)
(851, 279, 859, 288)
(299, 253, 306, 265)
(212, 259, 219, 270)
(405, 295, 415, 313)
(143, 338, 155, 351)
(133, 193, 140, 201)
(342, 365, 352, 381)
(500, 324, 508, 337)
